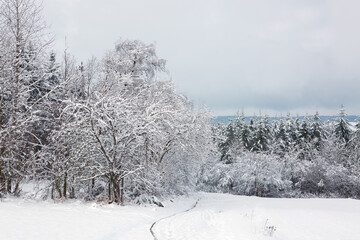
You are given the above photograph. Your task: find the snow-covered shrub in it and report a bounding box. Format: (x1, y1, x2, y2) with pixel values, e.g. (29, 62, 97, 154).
(299, 157, 329, 195)
(199, 152, 292, 197)
(322, 162, 359, 197)
(289, 156, 359, 197)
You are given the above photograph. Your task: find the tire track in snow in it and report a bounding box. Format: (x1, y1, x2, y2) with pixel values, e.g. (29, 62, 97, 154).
(150, 198, 201, 240)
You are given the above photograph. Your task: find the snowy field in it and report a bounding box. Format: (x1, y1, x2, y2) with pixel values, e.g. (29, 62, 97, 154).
(1, 193, 360, 240)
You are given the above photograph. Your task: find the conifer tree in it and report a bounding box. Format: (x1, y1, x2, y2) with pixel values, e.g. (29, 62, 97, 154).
(299, 117, 311, 142)
(252, 117, 271, 152)
(274, 118, 290, 154)
(241, 120, 251, 151)
(335, 105, 351, 144)
(311, 112, 323, 150)
(263, 115, 272, 144)
(219, 121, 235, 162)
(286, 114, 297, 148)
(297, 116, 313, 159)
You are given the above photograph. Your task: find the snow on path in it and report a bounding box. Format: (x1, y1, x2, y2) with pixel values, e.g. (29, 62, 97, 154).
(150, 198, 200, 240)
(1, 193, 360, 240)
(0, 196, 197, 240)
(154, 192, 360, 240)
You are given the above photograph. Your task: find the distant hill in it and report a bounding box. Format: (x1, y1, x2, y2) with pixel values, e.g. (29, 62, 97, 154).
(212, 115, 360, 124)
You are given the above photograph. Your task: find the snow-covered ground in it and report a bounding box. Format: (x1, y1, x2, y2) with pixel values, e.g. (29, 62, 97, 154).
(1, 192, 360, 240)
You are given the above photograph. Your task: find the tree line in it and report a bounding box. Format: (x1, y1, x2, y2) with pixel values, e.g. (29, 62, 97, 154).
(0, 0, 213, 204)
(199, 108, 360, 198)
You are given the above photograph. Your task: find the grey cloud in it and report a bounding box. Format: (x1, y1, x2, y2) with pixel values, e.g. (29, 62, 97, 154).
(43, 0, 360, 116)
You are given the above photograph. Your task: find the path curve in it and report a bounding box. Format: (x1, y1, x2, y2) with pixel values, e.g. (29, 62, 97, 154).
(150, 198, 201, 240)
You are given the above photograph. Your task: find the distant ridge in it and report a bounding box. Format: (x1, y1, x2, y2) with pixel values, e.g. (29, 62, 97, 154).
(212, 115, 360, 124)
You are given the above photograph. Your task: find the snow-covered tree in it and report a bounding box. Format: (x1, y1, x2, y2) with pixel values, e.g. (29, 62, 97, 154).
(310, 112, 324, 151)
(0, 0, 52, 195)
(274, 118, 290, 154)
(252, 117, 271, 152)
(334, 105, 351, 144)
(45, 40, 214, 204)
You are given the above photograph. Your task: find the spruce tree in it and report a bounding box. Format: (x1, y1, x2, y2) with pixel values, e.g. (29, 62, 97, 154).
(274, 118, 290, 153)
(253, 117, 269, 152)
(241, 121, 251, 151)
(335, 105, 351, 143)
(298, 116, 312, 159)
(286, 114, 297, 148)
(311, 112, 323, 151)
(219, 121, 235, 162)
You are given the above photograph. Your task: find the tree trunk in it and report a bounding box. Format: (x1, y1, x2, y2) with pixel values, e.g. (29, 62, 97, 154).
(108, 180, 112, 203)
(51, 184, 54, 200)
(6, 178, 11, 193)
(120, 177, 124, 205)
(115, 181, 120, 204)
(111, 177, 120, 204)
(56, 179, 62, 199)
(0, 167, 5, 194)
(63, 172, 67, 198)
(70, 186, 75, 199)
(70, 176, 75, 199)
(14, 179, 21, 196)
(109, 174, 121, 204)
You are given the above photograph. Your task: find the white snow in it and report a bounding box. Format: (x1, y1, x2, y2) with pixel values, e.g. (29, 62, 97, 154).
(1, 193, 360, 240)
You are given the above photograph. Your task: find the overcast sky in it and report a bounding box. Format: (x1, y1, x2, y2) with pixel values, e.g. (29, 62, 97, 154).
(43, 0, 360, 116)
